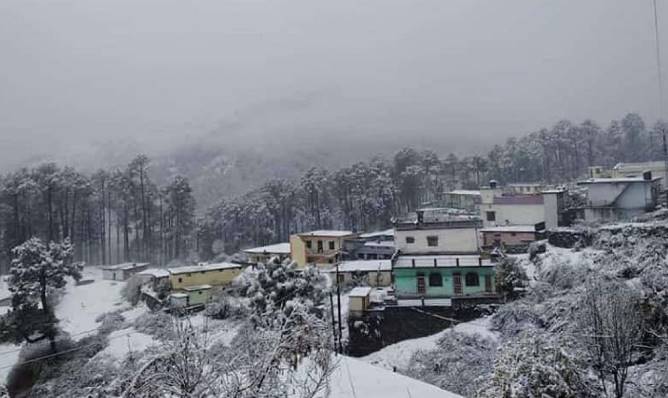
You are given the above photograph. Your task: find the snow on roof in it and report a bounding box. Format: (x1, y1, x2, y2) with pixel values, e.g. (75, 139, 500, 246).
(298, 230, 355, 238)
(394, 255, 494, 268)
(349, 287, 373, 297)
(101, 262, 150, 271)
(182, 284, 213, 291)
(332, 260, 392, 273)
(480, 225, 538, 233)
(359, 229, 395, 238)
(137, 268, 170, 278)
(322, 355, 463, 398)
(613, 161, 666, 170)
(243, 242, 291, 254)
(170, 293, 188, 298)
(447, 190, 481, 196)
(168, 262, 241, 275)
(578, 177, 662, 184)
(363, 241, 395, 248)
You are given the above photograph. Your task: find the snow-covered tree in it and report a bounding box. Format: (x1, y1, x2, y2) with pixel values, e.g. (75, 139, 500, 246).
(8, 237, 80, 350)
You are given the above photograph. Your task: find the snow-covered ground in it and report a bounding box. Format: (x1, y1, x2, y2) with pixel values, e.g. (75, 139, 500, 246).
(0, 344, 20, 384)
(56, 267, 132, 339)
(322, 355, 463, 398)
(94, 328, 156, 362)
(362, 316, 498, 371)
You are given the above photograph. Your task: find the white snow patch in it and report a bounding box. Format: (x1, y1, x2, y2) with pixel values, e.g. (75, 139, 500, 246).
(95, 328, 155, 361)
(319, 355, 463, 398)
(0, 344, 20, 384)
(362, 316, 498, 371)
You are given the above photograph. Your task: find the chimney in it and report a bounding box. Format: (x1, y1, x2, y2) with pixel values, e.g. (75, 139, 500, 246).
(489, 180, 498, 189)
(643, 170, 652, 181)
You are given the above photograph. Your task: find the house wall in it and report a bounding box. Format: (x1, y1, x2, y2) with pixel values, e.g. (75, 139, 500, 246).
(542, 192, 563, 229)
(170, 268, 241, 290)
(479, 203, 545, 227)
(290, 235, 307, 267)
(482, 231, 536, 247)
(586, 182, 631, 207)
(290, 235, 347, 267)
(338, 271, 392, 287)
(615, 183, 654, 209)
(349, 296, 368, 312)
(186, 289, 212, 306)
(395, 228, 479, 254)
(393, 267, 496, 298)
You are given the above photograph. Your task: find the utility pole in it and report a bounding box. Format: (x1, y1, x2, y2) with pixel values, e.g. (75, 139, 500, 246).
(336, 261, 343, 354)
(329, 291, 338, 354)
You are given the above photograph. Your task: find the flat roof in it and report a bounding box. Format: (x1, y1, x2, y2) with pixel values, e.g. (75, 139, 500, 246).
(298, 230, 355, 238)
(446, 190, 481, 196)
(170, 293, 188, 298)
(168, 262, 241, 275)
(394, 255, 494, 268)
(480, 225, 537, 233)
(492, 195, 543, 205)
(578, 177, 662, 184)
(329, 260, 392, 273)
(349, 287, 373, 297)
(102, 262, 150, 271)
(243, 242, 291, 255)
(359, 229, 394, 238)
(182, 284, 212, 291)
(363, 241, 395, 248)
(137, 268, 170, 278)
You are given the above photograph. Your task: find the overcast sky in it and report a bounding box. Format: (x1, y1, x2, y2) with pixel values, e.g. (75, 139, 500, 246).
(0, 0, 665, 169)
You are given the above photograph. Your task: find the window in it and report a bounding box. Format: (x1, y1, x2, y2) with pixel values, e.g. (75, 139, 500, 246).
(429, 273, 442, 287)
(178, 278, 182, 283)
(337, 274, 345, 284)
(427, 236, 439, 247)
(405, 236, 415, 244)
(510, 232, 516, 237)
(306, 240, 312, 249)
(486, 211, 496, 222)
(198, 291, 202, 295)
(317, 240, 324, 253)
(465, 272, 480, 287)
(328, 241, 335, 250)
(201, 271, 206, 274)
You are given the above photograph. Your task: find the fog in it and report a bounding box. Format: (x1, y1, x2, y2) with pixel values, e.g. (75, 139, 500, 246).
(0, 0, 665, 170)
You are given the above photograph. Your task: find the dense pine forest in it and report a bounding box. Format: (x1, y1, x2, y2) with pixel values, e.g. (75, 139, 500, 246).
(0, 112, 664, 270)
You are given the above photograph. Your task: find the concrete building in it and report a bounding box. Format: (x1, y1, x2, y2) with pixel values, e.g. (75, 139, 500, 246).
(613, 161, 668, 190)
(327, 259, 392, 287)
(169, 284, 213, 308)
(394, 209, 482, 255)
(507, 183, 544, 195)
(480, 225, 542, 253)
(101, 262, 150, 281)
(243, 242, 291, 264)
(289, 230, 357, 267)
(442, 190, 481, 212)
(478, 185, 565, 229)
(393, 255, 496, 299)
(577, 174, 661, 222)
(168, 262, 242, 290)
(348, 287, 373, 314)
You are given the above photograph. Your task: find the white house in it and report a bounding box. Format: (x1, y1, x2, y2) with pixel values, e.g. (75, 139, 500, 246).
(394, 208, 482, 255)
(478, 185, 565, 229)
(577, 174, 661, 222)
(243, 242, 291, 264)
(327, 259, 392, 287)
(613, 161, 668, 190)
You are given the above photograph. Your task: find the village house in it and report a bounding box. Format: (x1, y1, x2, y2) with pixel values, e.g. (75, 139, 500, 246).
(169, 285, 213, 308)
(101, 262, 150, 281)
(168, 262, 243, 290)
(243, 242, 291, 264)
(394, 208, 482, 255)
(507, 183, 544, 195)
(613, 161, 668, 190)
(392, 255, 496, 303)
(478, 181, 565, 229)
(327, 259, 392, 287)
(289, 230, 357, 267)
(480, 225, 543, 253)
(136, 268, 170, 288)
(348, 287, 373, 315)
(577, 173, 661, 222)
(442, 190, 481, 213)
(343, 229, 395, 260)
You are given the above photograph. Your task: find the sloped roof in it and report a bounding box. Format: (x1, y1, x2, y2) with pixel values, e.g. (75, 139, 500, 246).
(168, 262, 241, 275)
(102, 262, 150, 271)
(331, 260, 392, 272)
(243, 242, 291, 254)
(394, 255, 494, 268)
(298, 230, 355, 238)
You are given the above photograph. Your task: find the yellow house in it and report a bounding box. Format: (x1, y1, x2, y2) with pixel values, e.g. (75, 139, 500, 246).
(289, 230, 357, 267)
(169, 285, 213, 308)
(168, 262, 243, 290)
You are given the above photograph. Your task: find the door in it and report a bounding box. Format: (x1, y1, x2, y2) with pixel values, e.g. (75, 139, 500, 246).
(417, 275, 426, 295)
(484, 275, 492, 293)
(453, 273, 462, 295)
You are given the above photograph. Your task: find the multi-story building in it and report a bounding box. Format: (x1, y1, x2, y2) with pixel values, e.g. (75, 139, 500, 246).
(289, 230, 357, 267)
(243, 242, 291, 264)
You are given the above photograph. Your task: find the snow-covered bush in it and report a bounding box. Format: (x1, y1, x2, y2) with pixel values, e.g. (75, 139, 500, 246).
(491, 301, 543, 338)
(478, 333, 592, 398)
(405, 331, 496, 397)
(121, 275, 144, 306)
(95, 311, 126, 335)
(133, 311, 175, 341)
(205, 294, 248, 320)
(495, 257, 528, 300)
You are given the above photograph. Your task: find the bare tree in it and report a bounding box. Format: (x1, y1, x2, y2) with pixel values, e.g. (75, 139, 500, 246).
(577, 282, 644, 398)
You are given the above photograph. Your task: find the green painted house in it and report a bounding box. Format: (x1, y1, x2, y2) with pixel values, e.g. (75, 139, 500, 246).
(393, 255, 497, 299)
